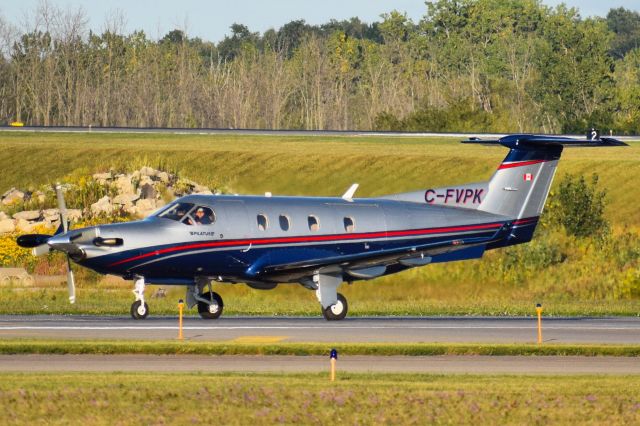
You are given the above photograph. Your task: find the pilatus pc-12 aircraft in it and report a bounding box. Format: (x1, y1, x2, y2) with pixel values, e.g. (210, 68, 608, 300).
(17, 134, 626, 320)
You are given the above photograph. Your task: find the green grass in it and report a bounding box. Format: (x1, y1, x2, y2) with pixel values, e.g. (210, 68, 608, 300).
(2, 284, 640, 316)
(1, 131, 639, 226)
(2, 340, 640, 357)
(1, 372, 639, 424)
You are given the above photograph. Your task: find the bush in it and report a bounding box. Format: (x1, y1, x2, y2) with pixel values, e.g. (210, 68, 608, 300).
(373, 112, 403, 131)
(373, 99, 497, 133)
(549, 174, 609, 239)
(498, 236, 567, 284)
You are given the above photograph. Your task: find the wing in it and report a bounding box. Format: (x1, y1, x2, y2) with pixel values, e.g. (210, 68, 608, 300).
(249, 224, 510, 282)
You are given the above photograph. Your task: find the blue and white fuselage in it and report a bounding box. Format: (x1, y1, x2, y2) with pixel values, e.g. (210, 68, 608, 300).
(66, 195, 523, 284)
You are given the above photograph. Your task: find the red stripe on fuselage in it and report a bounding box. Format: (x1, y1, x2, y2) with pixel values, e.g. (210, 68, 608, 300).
(108, 221, 507, 267)
(513, 217, 539, 226)
(498, 160, 546, 170)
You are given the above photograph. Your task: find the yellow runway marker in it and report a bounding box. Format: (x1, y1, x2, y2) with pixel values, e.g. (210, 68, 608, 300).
(232, 336, 288, 344)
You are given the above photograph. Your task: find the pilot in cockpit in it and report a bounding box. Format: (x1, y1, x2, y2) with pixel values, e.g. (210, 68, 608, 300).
(194, 207, 213, 225)
(176, 208, 187, 221)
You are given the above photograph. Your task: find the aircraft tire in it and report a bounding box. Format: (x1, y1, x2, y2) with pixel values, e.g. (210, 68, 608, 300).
(130, 301, 149, 320)
(322, 293, 348, 321)
(198, 291, 224, 319)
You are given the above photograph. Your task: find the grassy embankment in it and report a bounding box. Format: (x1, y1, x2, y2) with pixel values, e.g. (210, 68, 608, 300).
(0, 373, 639, 424)
(1, 340, 640, 356)
(0, 131, 639, 316)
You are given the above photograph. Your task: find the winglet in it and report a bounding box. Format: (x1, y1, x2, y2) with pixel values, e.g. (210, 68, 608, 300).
(342, 183, 359, 201)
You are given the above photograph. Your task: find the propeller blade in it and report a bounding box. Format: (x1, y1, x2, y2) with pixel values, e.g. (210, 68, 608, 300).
(66, 256, 76, 304)
(16, 234, 51, 248)
(54, 221, 65, 236)
(55, 184, 69, 233)
(33, 244, 51, 256)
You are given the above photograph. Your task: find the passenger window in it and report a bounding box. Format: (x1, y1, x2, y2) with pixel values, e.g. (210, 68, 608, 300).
(344, 217, 355, 232)
(257, 214, 268, 231)
(308, 215, 320, 232)
(279, 215, 290, 231)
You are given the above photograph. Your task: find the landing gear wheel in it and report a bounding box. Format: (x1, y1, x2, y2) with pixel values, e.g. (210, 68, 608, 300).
(198, 291, 224, 319)
(130, 300, 149, 320)
(322, 293, 348, 321)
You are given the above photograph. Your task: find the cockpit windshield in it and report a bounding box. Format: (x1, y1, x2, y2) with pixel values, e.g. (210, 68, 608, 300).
(155, 202, 216, 226)
(157, 203, 195, 222)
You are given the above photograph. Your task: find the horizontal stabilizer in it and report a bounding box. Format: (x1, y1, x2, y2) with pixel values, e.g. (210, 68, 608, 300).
(462, 134, 628, 148)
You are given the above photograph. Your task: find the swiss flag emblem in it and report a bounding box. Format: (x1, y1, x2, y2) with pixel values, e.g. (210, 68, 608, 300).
(524, 173, 533, 181)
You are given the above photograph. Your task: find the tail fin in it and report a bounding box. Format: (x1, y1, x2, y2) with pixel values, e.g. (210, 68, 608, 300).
(463, 134, 627, 220)
(381, 134, 626, 236)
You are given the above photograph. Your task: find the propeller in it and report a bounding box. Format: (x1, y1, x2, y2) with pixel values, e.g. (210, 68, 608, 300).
(15, 183, 76, 304)
(55, 184, 76, 304)
(16, 234, 51, 248)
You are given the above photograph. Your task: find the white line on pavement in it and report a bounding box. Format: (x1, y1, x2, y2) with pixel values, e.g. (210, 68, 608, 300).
(0, 326, 638, 331)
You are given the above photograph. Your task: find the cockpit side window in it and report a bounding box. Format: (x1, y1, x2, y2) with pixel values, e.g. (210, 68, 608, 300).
(191, 206, 215, 225)
(157, 203, 215, 226)
(157, 203, 195, 222)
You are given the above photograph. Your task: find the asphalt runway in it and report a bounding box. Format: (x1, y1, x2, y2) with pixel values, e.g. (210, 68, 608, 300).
(1, 315, 639, 344)
(0, 354, 638, 374)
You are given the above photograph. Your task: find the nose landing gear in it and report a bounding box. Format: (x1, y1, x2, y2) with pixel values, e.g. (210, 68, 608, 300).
(130, 277, 149, 320)
(130, 300, 149, 320)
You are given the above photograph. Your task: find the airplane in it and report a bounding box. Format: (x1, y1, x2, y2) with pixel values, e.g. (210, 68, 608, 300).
(16, 134, 627, 320)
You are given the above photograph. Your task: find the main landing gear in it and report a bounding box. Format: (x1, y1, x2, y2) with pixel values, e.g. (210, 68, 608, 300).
(188, 279, 224, 320)
(314, 273, 349, 321)
(196, 291, 224, 319)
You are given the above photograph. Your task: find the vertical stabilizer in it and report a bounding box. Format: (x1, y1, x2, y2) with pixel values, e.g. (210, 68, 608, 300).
(462, 134, 627, 245)
(478, 139, 562, 220)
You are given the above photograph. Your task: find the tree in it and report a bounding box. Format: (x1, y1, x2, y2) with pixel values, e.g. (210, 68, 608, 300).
(0, 1, 636, 133)
(606, 7, 640, 59)
(216, 24, 258, 61)
(613, 48, 640, 134)
(275, 20, 312, 57)
(532, 6, 614, 133)
(162, 29, 186, 44)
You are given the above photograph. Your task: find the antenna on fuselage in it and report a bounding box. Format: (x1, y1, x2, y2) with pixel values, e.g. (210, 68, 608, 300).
(342, 183, 359, 201)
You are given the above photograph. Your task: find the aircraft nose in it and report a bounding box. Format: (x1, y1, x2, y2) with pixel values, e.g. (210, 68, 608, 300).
(47, 232, 85, 259)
